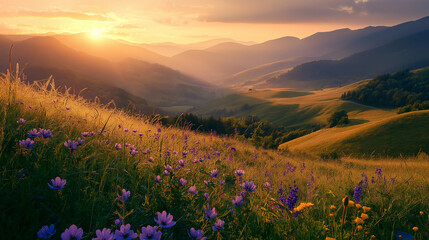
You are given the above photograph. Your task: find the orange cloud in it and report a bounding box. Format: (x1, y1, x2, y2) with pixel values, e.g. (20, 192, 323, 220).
(0, 10, 112, 21)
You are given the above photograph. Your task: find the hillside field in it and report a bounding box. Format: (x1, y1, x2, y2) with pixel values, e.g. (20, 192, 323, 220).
(0, 69, 428, 239)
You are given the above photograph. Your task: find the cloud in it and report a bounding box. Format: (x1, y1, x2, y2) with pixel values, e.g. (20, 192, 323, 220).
(179, 0, 429, 24)
(115, 24, 142, 29)
(154, 17, 190, 26)
(0, 10, 112, 21)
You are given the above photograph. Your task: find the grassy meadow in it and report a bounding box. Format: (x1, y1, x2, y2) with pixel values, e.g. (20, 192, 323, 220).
(0, 68, 428, 239)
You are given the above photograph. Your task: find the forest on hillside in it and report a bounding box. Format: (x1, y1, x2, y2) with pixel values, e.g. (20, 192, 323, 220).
(341, 68, 429, 113)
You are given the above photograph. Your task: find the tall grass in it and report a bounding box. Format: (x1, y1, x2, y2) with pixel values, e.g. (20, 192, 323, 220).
(0, 68, 428, 239)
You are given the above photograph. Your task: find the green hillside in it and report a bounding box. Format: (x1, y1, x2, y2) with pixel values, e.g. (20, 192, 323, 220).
(280, 110, 429, 157)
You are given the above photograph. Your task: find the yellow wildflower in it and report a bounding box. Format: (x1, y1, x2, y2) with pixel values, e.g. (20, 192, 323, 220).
(348, 200, 355, 207)
(357, 225, 363, 231)
(355, 217, 365, 224)
(361, 213, 369, 220)
(363, 206, 371, 212)
(370, 235, 376, 239)
(412, 227, 418, 231)
(420, 211, 424, 215)
(329, 213, 334, 218)
(330, 205, 337, 211)
(293, 202, 314, 212)
(326, 237, 336, 240)
(356, 204, 362, 209)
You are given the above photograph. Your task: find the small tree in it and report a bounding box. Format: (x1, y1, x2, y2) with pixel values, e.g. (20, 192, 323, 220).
(327, 110, 349, 127)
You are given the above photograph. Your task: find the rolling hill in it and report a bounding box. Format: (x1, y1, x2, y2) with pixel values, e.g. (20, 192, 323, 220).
(0, 35, 219, 110)
(280, 110, 429, 157)
(267, 30, 429, 89)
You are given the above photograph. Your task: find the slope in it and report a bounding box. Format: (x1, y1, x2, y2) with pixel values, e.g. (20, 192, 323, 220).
(280, 110, 429, 157)
(268, 30, 429, 89)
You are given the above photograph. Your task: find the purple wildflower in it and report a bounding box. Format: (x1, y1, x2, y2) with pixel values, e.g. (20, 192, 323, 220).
(164, 165, 173, 172)
(61, 224, 83, 240)
(114, 224, 137, 240)
(38, 129, 52, 138)
(204, 180, 209, 187)
(235, 169, 245, 177)
(219, 179, 225, 185)
(353, 182, 363, 203)
(148, 157, 154, 162)
(48, 177, 66, 190)
(130, 149, 138, 156)
(285, 185, 299, 211)
(66, 106, 71, 110)
(188, 185, 198, 195)
(163, 170, 169, 176)
(139, 226, 161, 240)
(240, 180, 257, 193)
(232, 195, 243, 207)
(132, 129, 137, 133)
(64, 140, 78, 151)
(77, 138, 84, 146)
(28, 128, 40, 138)
(210, 169, 219, 178)
(204, 193, 210, 200)
(123, 128, 129, 132)
(178, 159, 185, 167)
(19, 138, 35, 149)
(155, 175, 162, 183)
(263, 182, 272, 189)
(212, 219, 224, 231)
(93, 228, 113, 240)
(179, 178, 187, 186)
(139, 132, 144, 138)
(188, 228, 206, 240)
(118, 189, 131, 203)
(37, 224, 56, 239)
(154, 211, 176, 228)
(17, 118, 26, 124)
(204, 204, 217, 220)
(115, 143, 122, 150)
(115, 218, 123, 226)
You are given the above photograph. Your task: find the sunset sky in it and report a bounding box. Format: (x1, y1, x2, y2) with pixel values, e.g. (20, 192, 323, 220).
(1, 0, 429, 44)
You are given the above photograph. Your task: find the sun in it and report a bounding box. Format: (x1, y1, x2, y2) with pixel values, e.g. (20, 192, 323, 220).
(90, 29, 103, 38)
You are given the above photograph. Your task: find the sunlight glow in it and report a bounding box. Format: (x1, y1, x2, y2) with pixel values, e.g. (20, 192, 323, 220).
(90, 29, 103, 38)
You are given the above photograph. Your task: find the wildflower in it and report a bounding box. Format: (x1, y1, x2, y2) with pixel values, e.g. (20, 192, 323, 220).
(235, 169, 245, 177)
(179, 178, 187, 186)
(240, 181, 257, 193)
(212, 219, 224, 231)
(285, 185, 299, 211)
(353, 183, 363, 203)
(77, 138, 84, 146)
(148, 157, 154, 162)
(263, 182, 272, 189)
(188, 186, 198, 195)
(114, 224, 137, 240)
(412, 227, 418, 231)
(115, 218, 123, 226)
(419, 211, 423, 215)
(123, 128, 129, 132)
(219, 179, 225, 185)
(66, 106, 71, 110)
(356, 204, 362, 209)
(354, 217, 364, 224)
(188, 228, 206, 240)
(118, 124, 122, 128)
(326, 237, 336, 240)
(155, 175, 162, 183)
(204, 180, 209, 186)
(19, 138, 35, 149)
(163, 170, 169, 176)
(28, 129, 40, 138)
(357, 225, 363, 231)
(362, 206, 371, 213)
(115, 143, 122, 150)
(48, 177, 66, 190)
(293, 202, 314, 212)
(118, 189, 130, 203)
(204, 204, 217, 220)
(64, 140, 78, 151)
(93, 228, 113, 240)
(130, 149, 138, 156)
(154, 211, 176, 228)
(232, 195, 243, 207)
(164, 165, 173, 172)
(329, 213, 334, 218)
(330, 205, 337, 211)
(37, 224, 56, 239)
(361, 213, 369, 220)
(139, 226, 161, 240)
(61, 224, 83, 240)
(204, 193, 209, 200)
(178, 159, 185, 167)
(210, 169, 219, 178)
(17, 118, 26, 124)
